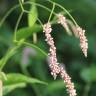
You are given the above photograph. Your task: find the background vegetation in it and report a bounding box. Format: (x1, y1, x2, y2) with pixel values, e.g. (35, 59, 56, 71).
(0, 0, 96, 96)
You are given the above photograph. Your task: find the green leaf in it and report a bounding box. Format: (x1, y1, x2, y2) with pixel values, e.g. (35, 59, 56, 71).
(4, 73, 47, 85)
(80, 66, 96, 83)
(3, 73, 47, 95)
(16, 24, 42, 40)
(28, 0, 38, 27)
(3, 83, 26, 95)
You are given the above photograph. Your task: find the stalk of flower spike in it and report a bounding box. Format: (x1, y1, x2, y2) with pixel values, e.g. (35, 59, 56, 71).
(43, 22, 60, 79)
(76, 27, 88, 57)
(59, 65, 77, 96)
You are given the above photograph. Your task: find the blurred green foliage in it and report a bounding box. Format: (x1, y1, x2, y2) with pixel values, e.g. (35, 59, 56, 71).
(0, 0, 96, 96)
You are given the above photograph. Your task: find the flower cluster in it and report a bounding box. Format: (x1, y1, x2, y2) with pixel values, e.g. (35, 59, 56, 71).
(59, 65, 76, 96)
(57, 14, 70, 33)
(43, 22, 77, 96)
(57, 14, 88, 57)
(43, 22, 60, 79)
(76, 27, 88, 57)
(43, 12, 88, 95)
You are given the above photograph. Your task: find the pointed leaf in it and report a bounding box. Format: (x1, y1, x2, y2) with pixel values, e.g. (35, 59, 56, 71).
(28, 0, 38, 27)
(16, 24, 42, 40)
(4, 73, 47, 85)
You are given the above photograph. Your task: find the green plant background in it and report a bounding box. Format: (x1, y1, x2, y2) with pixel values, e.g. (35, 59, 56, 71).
(0, 0, 96, 96)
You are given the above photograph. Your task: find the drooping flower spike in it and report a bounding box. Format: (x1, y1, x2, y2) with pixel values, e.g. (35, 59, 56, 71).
(43, 22, 77, 96)
(57, 14, 70, 34)
(76, 27, 88, 57)
(57, 14, 88, 57)
(59, 65, 77, 96)
(43, 22, 60, 79)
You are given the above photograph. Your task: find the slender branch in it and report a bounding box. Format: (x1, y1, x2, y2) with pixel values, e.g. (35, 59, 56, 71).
(32, 33, 37, 44)
(0, 5, 19, 27)
(18, 0, 24, 11)
(15, 40, 48, 56)
(24, 1, 57, 16)
(47, 0, 78, 26)
(23, 42, 48, 56)
(37, 18, 43, 28)
(0, 1, 56, 27)
(48, 2, 55, 22)
(14, 12, 24, 41)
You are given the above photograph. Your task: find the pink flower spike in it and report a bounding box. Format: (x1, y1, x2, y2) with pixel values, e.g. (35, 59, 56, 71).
(57, 14, 70, 33)
(43, 22, 77, 96)
(43, 22, 60, 79)
(59, 65, 77, 96)
(76, 27, 88, 57)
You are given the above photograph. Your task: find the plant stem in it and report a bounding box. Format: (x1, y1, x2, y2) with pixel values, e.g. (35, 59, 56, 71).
(0, 1, 57, 27)
(47, 0, 78, 26)
(15, 40, 48, 56)
(24, 1, 57, 16)
(18, 0, 24, 11)
(48, 2, 55, 22)
(23, 42, 48, 56)
(33, 33, 37, 44)
(14, 12, 24, 41)
(0, 5, 19, 27)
